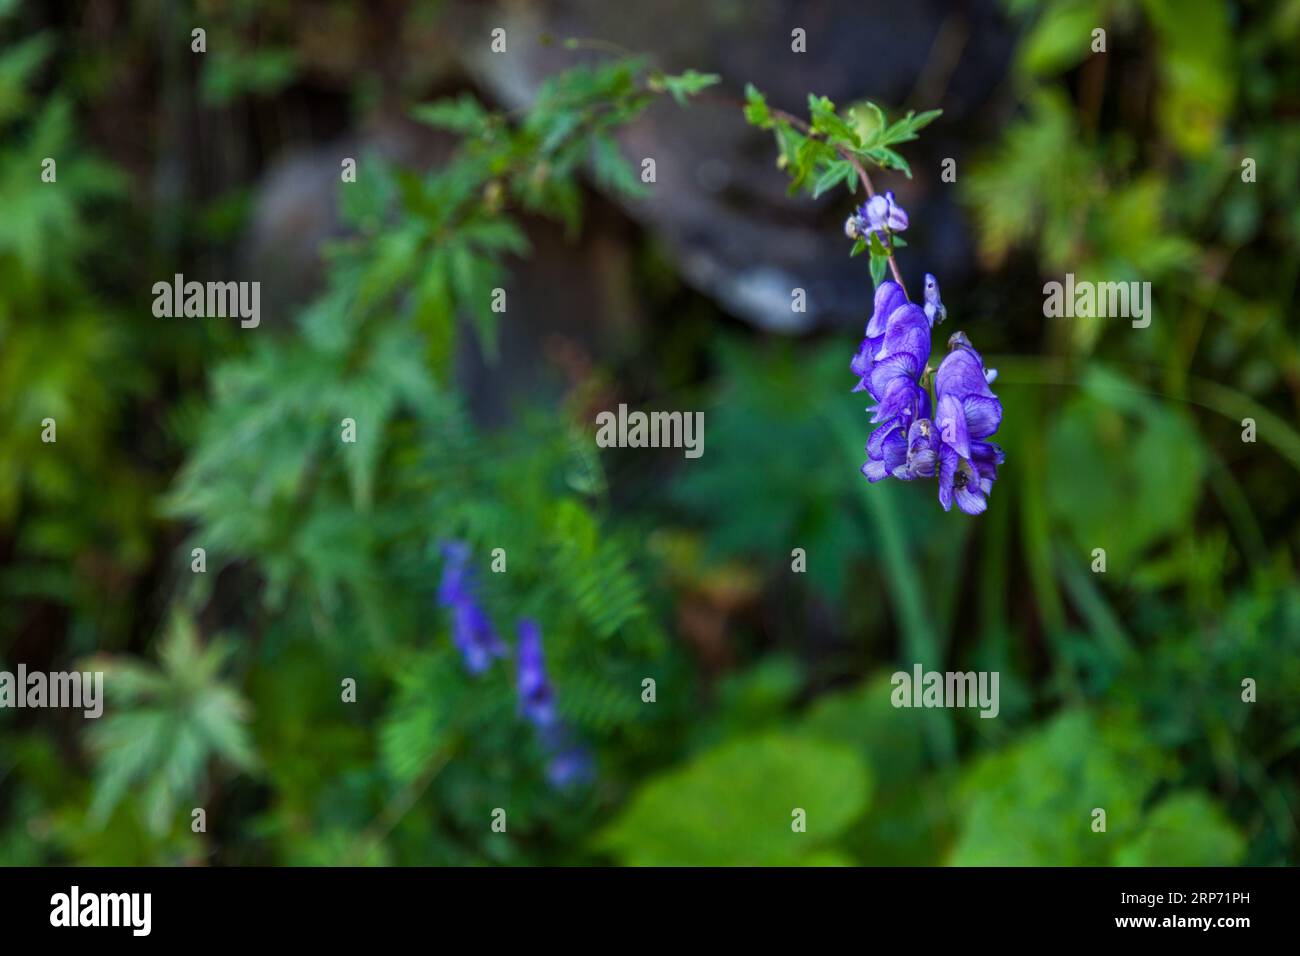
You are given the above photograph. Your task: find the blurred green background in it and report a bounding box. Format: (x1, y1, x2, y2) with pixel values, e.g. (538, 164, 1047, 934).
(1, 0, 1298, 866)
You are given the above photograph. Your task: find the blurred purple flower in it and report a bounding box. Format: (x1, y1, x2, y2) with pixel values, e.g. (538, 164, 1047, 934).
(515, 620, 595, 790)
(545, 742, 596, 789)
(437, 541, 507, 674)
(516, 618, 557, 727)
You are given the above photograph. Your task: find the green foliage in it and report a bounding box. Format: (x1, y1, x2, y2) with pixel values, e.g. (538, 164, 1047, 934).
(84, 615, 255, 834)
(648, 68, 721, 107)
(599, 733, 870, 865)
(1046, 367, 1207, 575)
(949, 709, 1170, 865)
(0, 19, 152, 645)
(743, 83, 938, 287)
(744, 83, 940, 184)
(949, 710, 1246, 866)
(3, 3, 1297, 870)
(202, 47, 300, 105)
(670, 339, 885, 602)
(144, 52, 714, 863)
(1114, 792, 1246, 866)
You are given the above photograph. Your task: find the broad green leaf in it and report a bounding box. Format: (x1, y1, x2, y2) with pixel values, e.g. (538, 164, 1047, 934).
(1113, 792, 1246, 866)
(599, 733, 871, 865)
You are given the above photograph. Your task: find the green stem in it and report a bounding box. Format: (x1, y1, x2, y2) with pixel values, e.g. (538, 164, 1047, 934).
(833, 415, 954, 763)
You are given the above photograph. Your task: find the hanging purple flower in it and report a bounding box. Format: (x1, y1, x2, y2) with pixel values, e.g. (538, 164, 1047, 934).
(514, 619, 594, 789)
(933, 332, 1004, 514)
(516, 618, 557, 727)
(437, 541, 507, 674)
(854, 279, 934, 483)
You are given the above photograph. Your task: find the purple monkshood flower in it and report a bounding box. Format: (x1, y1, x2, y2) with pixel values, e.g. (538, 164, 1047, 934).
(845, 188, 1004, 510)
(846, 191, 909, 243)
(853, 279, 932, 482)
(437, 541, 507, 674)
(516, 618, 557, 727)
(515, 620, 594, 789)
(933, 331, 1004, 515)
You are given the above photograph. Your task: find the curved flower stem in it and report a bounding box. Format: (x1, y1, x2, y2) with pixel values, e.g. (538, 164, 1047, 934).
(697, 88, 915, 299)
(768, 107, 911, 300)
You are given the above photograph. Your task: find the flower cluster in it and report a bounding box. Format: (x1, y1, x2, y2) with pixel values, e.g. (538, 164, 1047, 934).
(848, 197, 1004, 515)
(516, 619, 594, 788)
(436, 542, 592, 787)
(437, 541, 507, 673)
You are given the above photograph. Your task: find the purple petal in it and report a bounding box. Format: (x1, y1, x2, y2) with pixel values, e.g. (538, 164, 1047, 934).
(877, 303, 931, 375)
(936, 393, 971, 460)
(963, 395, 1003, 439)
(865, 281, 906, 338)
(938, 445, 958, 511)
(935, 348, 994, 403)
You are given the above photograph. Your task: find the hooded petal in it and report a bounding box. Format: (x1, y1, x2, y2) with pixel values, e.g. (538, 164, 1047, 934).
(870, 376, 925, 425)
(865, 280, 907, 338)
(962, 395, 1003, 439)
(936, 393, 972, 460)
(935, 347, 994, 403)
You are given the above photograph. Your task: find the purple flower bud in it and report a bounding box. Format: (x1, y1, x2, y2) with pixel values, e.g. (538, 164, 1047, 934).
(923, 273, 946, 327)
(857, 191, 909, 241)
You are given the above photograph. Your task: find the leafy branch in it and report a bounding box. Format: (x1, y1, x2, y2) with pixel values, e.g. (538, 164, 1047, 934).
(743, 84, 941, 297)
